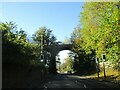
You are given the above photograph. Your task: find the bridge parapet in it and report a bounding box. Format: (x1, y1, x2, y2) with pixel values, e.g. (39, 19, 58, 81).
(46, 44, 72, 52)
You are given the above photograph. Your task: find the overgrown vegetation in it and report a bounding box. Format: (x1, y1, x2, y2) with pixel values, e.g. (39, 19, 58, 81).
(84, 63, 120, 84)
(58, 56, 74, 73)
(70, 2, 120, 75)
(1, 21, 57, 88)
(1, 22, 56, 67)
(1, 22, 37, 66)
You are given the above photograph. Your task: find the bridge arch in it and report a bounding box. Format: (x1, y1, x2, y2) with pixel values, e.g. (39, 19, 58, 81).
(46, 44, 73, 74)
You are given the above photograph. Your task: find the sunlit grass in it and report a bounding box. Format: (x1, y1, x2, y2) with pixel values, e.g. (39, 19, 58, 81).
(88, 68, 120, 84)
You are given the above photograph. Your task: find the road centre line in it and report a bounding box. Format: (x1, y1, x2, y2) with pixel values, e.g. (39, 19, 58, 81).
(84, 84, 87, 88)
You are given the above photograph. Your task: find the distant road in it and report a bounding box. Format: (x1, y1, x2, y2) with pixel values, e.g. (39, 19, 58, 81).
(38, 74, 120, 89)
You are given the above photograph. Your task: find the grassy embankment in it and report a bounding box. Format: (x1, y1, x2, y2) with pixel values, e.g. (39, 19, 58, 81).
(84, 63, 120, 85)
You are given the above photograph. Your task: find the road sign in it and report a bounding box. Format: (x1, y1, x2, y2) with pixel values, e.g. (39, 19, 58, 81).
(95, 57, 99, 63)
(40, 55, 44, 62)
(102, 54, 106, 61)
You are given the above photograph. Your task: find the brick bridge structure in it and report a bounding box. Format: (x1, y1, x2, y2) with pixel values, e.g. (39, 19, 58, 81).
(46, 44, 73, 74)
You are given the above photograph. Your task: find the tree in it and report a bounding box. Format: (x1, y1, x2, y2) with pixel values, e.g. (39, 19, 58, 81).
(33, 27, 56, 45)
(1, 21, 40, 66)
(70, 2, 119, 72)
(80, 2, 119, 70)
(71, 24, 96, 74)
(56, 54, 61, 66)
(59, 56, 74, 73)
(33, 26, 57, 67)
(63, 37, 71, 44)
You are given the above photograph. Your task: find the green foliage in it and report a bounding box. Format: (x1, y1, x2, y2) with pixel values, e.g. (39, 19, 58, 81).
(56, 54, 61, 66)
(33, 27, 56, 46)
(32, 26, 57, 66)
(1, 21, 57, 74)
(63, 37, 71, 44)
(71, 2, 120, 71)
(59, 56, 74, 73)
(1, 22, 40, 66)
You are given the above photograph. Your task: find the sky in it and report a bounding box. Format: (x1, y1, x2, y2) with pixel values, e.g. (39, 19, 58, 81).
(58, 50, 70, 64)
(1, 2, 85, 63)
(1, 2, 84, 42)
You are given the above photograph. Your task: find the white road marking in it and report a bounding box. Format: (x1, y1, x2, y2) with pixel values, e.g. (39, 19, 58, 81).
(84, 84, 87, 88)
(43, 85, 47, 89)
(66, 83, 71, 86)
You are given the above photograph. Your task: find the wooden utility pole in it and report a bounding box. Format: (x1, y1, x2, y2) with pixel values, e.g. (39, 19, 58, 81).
(96, 57, 100, 79)
(102, 54, 106, 78)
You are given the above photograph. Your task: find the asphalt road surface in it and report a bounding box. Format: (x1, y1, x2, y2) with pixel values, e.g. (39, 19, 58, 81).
(39, 74, 120, 90)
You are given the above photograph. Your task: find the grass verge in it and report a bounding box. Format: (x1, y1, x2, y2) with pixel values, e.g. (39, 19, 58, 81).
(87, 69, 120, 85)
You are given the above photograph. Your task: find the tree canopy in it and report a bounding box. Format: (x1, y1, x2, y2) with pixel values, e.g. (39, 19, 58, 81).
(71, 2, 120, 71)
(1, 22, 57, 69)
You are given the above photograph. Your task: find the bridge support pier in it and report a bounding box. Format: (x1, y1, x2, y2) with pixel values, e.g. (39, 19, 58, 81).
(48, 56, 57, 74)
